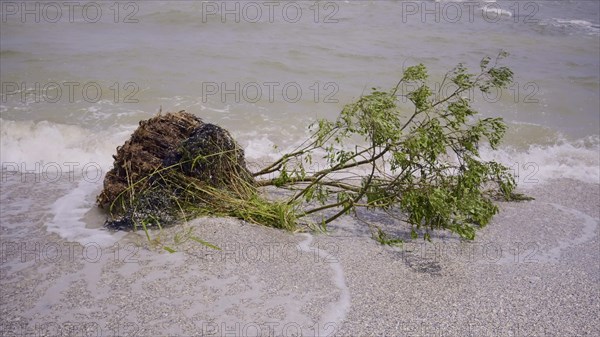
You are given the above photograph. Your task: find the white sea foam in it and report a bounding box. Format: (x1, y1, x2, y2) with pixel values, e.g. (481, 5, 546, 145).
(0, 118, 130, 171)
(481, 138, 600, 186)
(0, 119, 132, 244)
(45, 176, 126, 246)
(200, 104, 231, 114)
(242, 135, 279, 161)
(544, 203, 599, 261)
(555, 19, 596, 28)
(481, 5, 512, 18)
(297, 233, 350, 331)
(549, 18, 600, 35)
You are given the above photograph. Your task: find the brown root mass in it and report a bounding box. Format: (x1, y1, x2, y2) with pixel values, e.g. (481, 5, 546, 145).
(97, 111, 253, 230)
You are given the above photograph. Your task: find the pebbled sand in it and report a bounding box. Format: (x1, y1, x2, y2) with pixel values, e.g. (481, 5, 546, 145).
(1, 177, 599, 336)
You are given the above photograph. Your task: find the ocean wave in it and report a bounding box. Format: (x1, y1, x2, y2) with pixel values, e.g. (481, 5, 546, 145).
(534, 18, 600, 36)
(481, 136, 600, 186)
(552, 18, 600, 34)
(481, 4, 512, 18)
(0, 118, 130, 171)
(3, 116, 597, 188)
(555, 19, 598, 29)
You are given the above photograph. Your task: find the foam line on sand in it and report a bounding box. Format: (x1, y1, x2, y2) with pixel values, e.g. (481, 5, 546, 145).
(297, 233, 351, 333)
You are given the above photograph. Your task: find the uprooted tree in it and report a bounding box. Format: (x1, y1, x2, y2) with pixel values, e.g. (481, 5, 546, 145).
(98, 51, 531, 243)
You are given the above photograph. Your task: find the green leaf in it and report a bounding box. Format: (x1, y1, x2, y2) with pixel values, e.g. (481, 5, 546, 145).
(163, 246, 176, 253)
(403, 64, 428, 81)
(189, 236, 221, 250)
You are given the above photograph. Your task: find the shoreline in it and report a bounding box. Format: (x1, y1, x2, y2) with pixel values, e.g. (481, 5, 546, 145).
(1, 177, 598, 336)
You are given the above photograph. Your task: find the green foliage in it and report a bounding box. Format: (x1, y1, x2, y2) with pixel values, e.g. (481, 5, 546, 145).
(373, 227, 404, 247)
(255, 51, 530, 242)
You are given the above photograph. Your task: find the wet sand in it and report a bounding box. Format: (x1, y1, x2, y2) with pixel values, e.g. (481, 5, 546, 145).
(1, 177, 598, 336)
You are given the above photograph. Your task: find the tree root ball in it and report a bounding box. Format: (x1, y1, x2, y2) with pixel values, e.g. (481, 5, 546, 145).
(97, 111, 253, 229)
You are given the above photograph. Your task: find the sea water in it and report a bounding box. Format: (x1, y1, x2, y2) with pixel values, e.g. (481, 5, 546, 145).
(1, 0, 599, 244)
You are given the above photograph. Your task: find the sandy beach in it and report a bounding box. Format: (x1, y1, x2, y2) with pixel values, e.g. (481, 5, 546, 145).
(1, 175, 598, 336)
